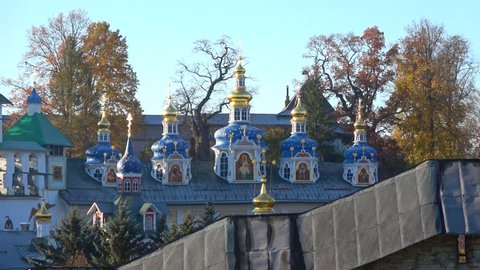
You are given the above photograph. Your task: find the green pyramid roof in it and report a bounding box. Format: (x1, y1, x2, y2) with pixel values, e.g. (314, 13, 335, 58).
(4, 113, 73, 147)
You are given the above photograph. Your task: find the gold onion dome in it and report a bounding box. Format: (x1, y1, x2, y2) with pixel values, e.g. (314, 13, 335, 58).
(35, 199, 52, 222)
(227, 61, 252, 107)
(354, 98, 367, 131)
(163, 95, 178, 122)
(252, 175, 275, 214)
(98, 110, 111, 130)
(291, 93, 307, 121)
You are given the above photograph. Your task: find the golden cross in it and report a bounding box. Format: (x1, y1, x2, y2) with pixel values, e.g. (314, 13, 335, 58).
(127, 113, 133, 137)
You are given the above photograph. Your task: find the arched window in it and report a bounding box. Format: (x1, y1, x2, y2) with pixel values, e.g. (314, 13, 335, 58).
(284, 164, 290, 179)
(145, 215, 154, 231)
(220, 153, 228, 178)
(133, 179, 139, 192)
(93, 168, 102, 181)
(124, 179, 131, 192)
(346, 169, 353, 181)
(155, 165, 164, 181)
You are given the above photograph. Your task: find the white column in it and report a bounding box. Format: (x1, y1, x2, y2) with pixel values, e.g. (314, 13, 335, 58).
(21, 152, 30, 196)
(5, 152, 14, 195)
(37, 153, 46, 194)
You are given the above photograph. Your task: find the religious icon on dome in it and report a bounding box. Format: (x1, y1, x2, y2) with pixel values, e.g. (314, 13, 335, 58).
(107, 168, 116, 183)
(296, 162, 310, 180)
(358, 168, 369, 183)
(169, 164, 183, 183)
(236, 153, 253, 180)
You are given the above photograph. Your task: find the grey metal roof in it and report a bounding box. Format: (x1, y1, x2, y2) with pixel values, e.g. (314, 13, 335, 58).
(60, 158, 360, 207)
(0, 230, 37, 269)
(0, 141, 49, 152)
(121, 159, 480, 270)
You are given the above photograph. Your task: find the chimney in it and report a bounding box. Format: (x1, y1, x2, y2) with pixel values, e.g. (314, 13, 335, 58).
(284, 85, 290, 107)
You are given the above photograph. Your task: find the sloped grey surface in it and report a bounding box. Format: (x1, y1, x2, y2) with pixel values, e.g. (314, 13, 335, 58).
(0, 231, 37, 269)
(120, 160, 480, 269)
(298, 160, 442, 270)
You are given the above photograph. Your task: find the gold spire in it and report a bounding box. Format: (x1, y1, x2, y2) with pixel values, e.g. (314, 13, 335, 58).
(354, 98, 367, 131)
(252, 175, 275, 214)
(35, 198, 52, 223)
(291, 92, 307, 121)
(98, 94, 111, 130)
(127, 113, 133, 138)
(162, 94, 178, 123)
(227, 59, 252, 107)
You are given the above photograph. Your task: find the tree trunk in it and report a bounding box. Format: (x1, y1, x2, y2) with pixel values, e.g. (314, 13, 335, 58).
(191, 113, 211, 161)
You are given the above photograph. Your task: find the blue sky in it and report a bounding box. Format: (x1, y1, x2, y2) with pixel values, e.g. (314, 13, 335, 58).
(1, 0, 479, 114)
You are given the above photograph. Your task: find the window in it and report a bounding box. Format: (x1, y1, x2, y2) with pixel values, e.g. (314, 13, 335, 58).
(241, 110, 248, 121)
(220, 153, 228, 178)
(145, 215, 154, 231)
(284, 164, 290, 179)
(133, 179, 139, 192)
(94, 168, 102, 181)
(49, 146, 64, 156)
(168, 123, 177, 134)
(155, 165, 164, 181)
(346, 169, 353, 181)
(234, 109, 241, 121)
(237, 79, 245, 87)
(296, 124, 301, 133)
(124, 179, 131, 192)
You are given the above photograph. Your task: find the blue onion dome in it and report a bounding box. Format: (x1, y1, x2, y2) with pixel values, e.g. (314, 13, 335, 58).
(280, 133, 319, 158)
(343, 98, 378, 164)
(86, 143, 121, 164)
(151, 135, 190, 160)
(27, 88, 42, 104)
(344, 142, 378, 164)
(117, 137, 142, 174)
(213, 123, 266, 149)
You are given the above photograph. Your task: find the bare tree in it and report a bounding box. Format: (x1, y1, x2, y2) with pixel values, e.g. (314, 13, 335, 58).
(174, 36, 238, 160)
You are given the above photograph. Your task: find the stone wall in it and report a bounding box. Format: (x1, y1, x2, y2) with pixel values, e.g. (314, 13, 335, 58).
(358, 235, 480, 270)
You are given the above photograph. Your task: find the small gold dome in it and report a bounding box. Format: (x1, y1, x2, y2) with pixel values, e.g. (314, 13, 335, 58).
(291, 93, 307, 121)
(35, 199, 52, 223)
(252, 175, 275, 214)
(98, 111, 111, 130)
(163, 95, 178, 122)
(228, 61, 252, 107)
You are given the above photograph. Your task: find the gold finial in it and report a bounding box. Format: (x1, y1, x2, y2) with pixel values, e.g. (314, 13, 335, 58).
(252, 175, 275, 214)
(301, 139, 305, 151)
(127, 113, 133, 138)
(354, 98, 367, 130)
(35, 198, 52, 222)
(242, 125, 247, 137)
(174, 140, 178, 152)
(98, 94, 111, 130)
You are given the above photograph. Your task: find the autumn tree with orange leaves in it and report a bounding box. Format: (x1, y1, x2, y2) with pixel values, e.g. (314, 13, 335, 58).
(2, 10, 143, 157)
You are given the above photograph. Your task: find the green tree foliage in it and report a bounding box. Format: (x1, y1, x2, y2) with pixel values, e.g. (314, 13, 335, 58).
(201, 201, 219, 226)
(388, 20, 479, 163)
(33, 208, 90, 267)
(2, 10, 143, 157)
(92, 206, 146, 267)
(264, 127, 290, 162)
(174, 36, 239, 161)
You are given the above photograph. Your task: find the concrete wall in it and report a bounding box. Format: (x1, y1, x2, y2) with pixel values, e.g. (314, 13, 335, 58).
(358, 235, 480, 270)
